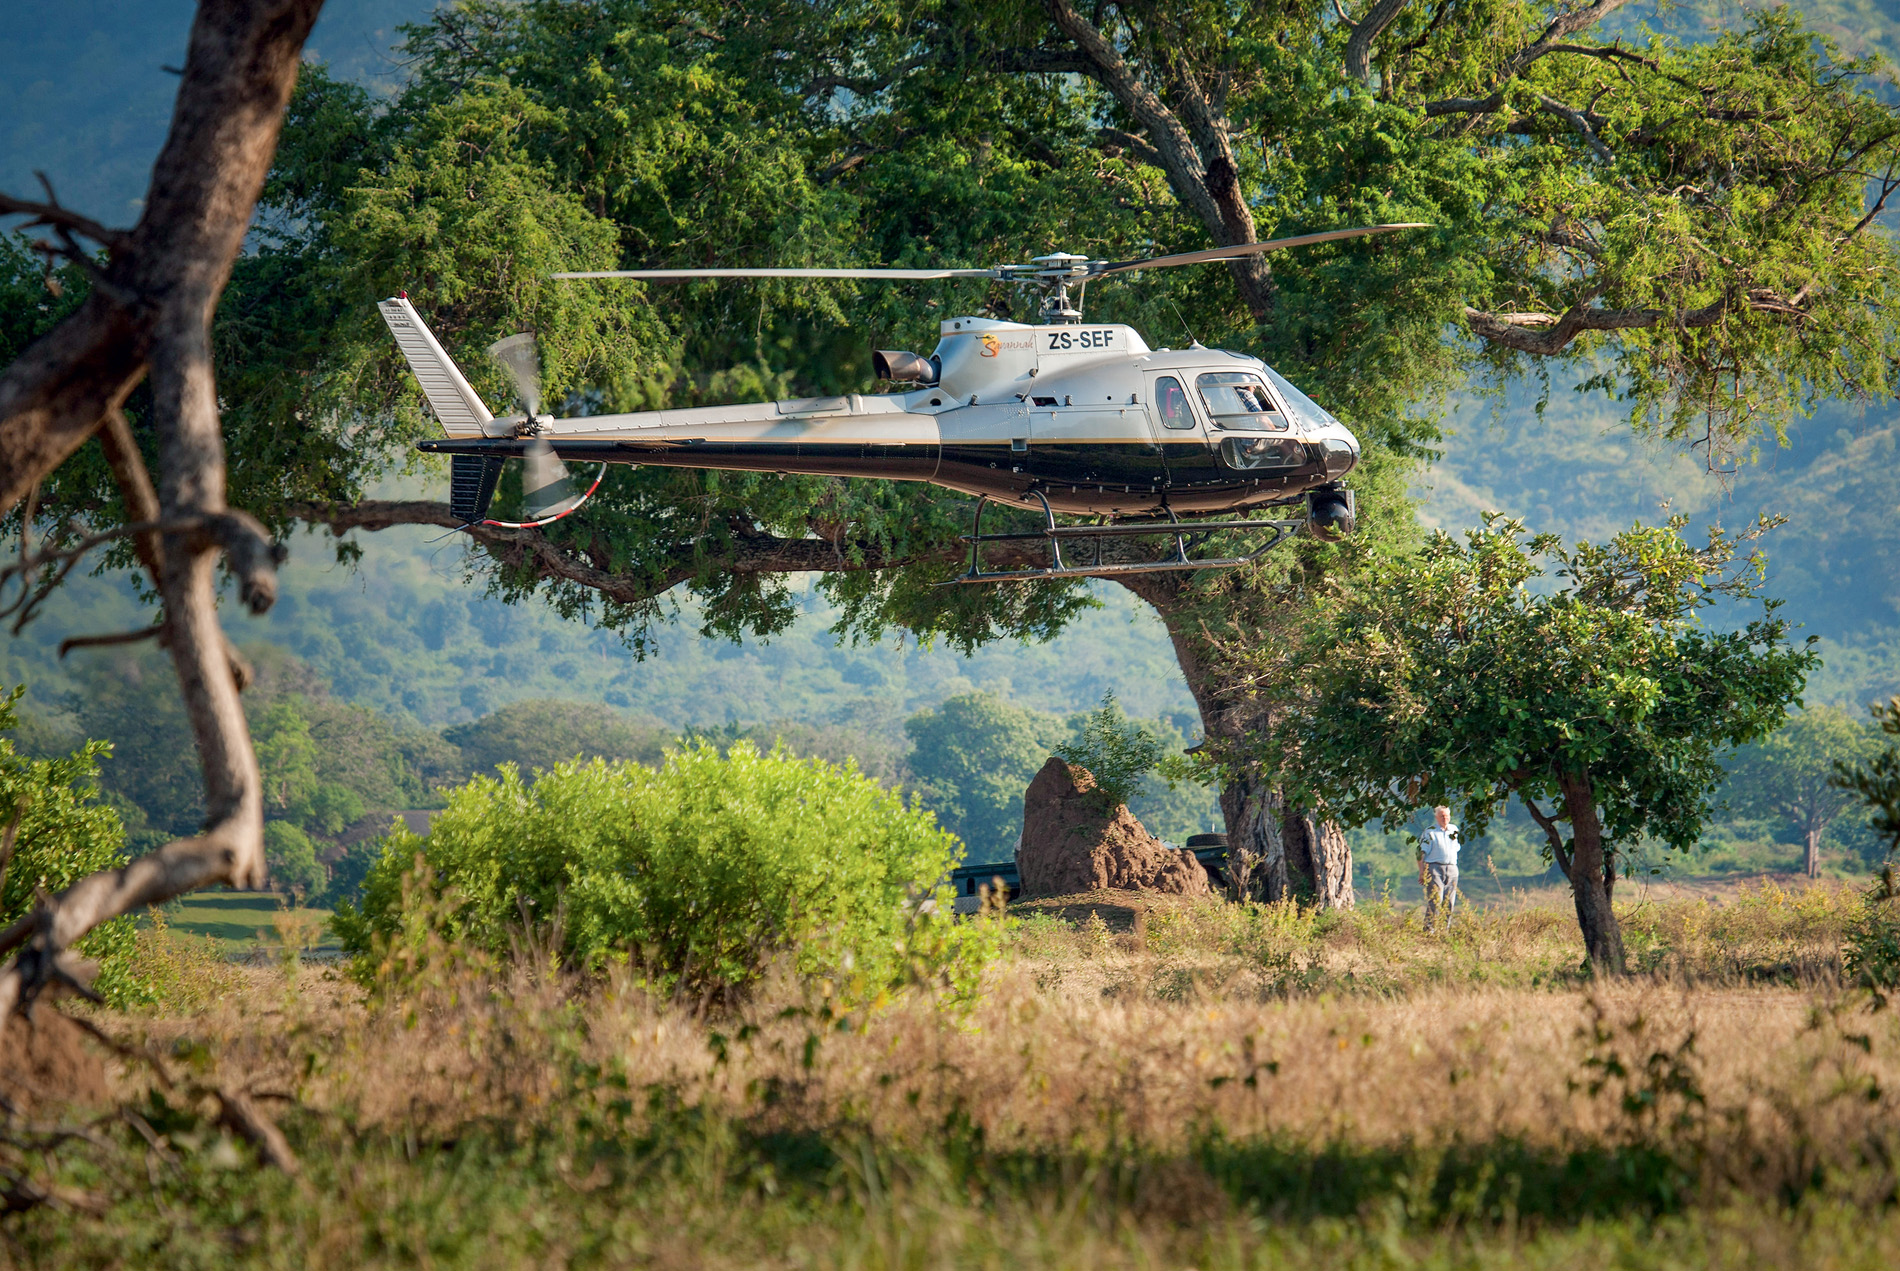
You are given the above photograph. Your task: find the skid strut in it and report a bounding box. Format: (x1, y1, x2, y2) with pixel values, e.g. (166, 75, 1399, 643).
(944, 489, 1305, 585)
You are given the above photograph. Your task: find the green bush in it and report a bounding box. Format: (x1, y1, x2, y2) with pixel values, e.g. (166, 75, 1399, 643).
(1057, 692, 1164, 809)
(0, 686, 146, 1006)
(334, 742, 1000, 1003)
(1844, 895, 1900, 1007)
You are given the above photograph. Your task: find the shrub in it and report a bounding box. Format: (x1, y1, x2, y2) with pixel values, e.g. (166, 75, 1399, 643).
(122, 910, 245, 1012)
(1057, 692, 1164, 808)
(1845, 896, 1900, 1007)
(0, 686, 149, 1006)
(334, 742, 999, 1003)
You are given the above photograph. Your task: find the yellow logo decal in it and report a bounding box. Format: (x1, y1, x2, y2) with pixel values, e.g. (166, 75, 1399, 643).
(978, 333, 1000, 357)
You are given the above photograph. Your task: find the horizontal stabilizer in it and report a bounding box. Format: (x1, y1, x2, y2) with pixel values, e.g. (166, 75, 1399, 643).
(378, 297, 494, 437)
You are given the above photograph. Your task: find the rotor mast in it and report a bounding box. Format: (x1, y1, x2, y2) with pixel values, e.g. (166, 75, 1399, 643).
(1026, 253, 1091, 324)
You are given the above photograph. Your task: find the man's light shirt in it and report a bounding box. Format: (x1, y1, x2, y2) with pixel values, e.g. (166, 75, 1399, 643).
(1420, 824, 1461, 864)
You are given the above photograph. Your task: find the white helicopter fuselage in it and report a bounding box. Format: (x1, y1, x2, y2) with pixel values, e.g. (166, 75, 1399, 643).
(387, 300, 1360, 518)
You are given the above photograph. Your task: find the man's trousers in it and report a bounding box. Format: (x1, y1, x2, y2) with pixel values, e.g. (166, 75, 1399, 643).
(1425, 861, 1459, 930)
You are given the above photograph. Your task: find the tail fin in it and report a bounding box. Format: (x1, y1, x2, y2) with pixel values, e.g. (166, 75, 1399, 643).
(378, 296, 496, 437)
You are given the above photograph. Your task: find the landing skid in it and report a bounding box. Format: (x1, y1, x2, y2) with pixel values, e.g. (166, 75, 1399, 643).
(944, 491, 1305, 585)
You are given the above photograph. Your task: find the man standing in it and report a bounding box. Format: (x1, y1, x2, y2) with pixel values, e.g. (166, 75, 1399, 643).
(1419, 806, 1461, 932)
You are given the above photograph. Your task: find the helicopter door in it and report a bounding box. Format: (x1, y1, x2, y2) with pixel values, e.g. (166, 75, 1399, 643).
(1148, 373, 1220, 487)
(1028, 393, 1168, 492)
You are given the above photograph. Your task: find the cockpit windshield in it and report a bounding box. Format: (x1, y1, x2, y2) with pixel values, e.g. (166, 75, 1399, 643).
(1195, 372, 1283, 431)
(1259, 365, 1341, 434)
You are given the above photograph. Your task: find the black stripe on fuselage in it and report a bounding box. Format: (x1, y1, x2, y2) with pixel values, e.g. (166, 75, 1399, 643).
(417, 437, 1328, 517)
(419, 437, 941, 481)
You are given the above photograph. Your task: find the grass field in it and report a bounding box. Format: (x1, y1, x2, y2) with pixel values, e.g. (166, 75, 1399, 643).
(10, 881, 1900, 1268)
(150, 891, 337, 954)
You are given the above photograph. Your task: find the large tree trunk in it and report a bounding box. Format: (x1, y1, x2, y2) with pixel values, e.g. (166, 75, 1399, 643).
(1804, 826, 1822, 878)
(0, 0, 318, 1037)
(1115, 574, 1312, 901)
(1220, 768, 1288, 901)
(1285, 809, 1356, 909)
(1557, 769, 1627, 974)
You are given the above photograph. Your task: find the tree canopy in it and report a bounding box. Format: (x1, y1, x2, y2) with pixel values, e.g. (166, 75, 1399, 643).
(1251, 514, 1817, 969)
(905, 693, 1068, 857)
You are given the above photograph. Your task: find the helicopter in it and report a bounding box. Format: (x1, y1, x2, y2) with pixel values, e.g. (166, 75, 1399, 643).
(377, 223, 1425, 582)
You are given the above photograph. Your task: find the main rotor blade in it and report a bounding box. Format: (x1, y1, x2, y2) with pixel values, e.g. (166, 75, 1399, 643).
(1092, 223, 1432, 276)
(487, 333, 543, 418)
(551, 267, 995, 281)
(521, 437, 576, 519)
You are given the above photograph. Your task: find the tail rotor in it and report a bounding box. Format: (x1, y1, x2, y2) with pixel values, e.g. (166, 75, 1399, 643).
(462, 332, 603, 528)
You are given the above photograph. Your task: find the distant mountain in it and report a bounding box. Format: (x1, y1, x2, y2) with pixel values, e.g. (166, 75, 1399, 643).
(1420, 386, 1900, 706)
(0, 519, 1207, 734)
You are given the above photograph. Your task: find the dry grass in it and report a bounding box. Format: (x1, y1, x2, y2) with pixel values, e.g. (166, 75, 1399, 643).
(13, 885, 1900, 1269)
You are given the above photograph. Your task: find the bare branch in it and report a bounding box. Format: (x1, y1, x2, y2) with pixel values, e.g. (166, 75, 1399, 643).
(0, 186, 128, 253)
(1095, 127, 1166, 170)
(217, 1090, 299, 1174)
(96, 409, 163, 579)
(1520, 790, 1573, 879)
(0, 0, 321, 1041)
(57, 626, 165, 658)
(0, 517, 204, 587)
(1839, 172, 1900, 245)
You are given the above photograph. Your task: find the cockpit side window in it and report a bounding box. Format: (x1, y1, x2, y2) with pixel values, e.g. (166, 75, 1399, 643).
(1195, 372, 1283, 431)
(1155, 376, 1195, 429)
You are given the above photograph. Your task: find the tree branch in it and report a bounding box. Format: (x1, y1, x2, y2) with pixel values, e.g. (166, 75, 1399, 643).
(1095, 127, 1165, 170)
(1040, 0, 1212, 221)
(0, 0, 322, 515)
(1519, 791, 1573, 879)
(1840, 172, 1900, 246)
(1039, 0, 1274, 318)
(981, 46, 1095, 76)
(1465, 291, 1734, 355)
(294, 498, 1055, 606)
(800, 54, 928, 100)
(1344, 0, 1412, 84)
(0, 186, 129, 254)
(1420, 0, 1637, 117)
(1536, 93, 1614, 162)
